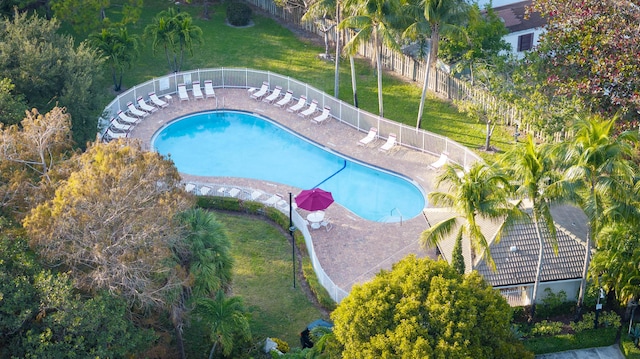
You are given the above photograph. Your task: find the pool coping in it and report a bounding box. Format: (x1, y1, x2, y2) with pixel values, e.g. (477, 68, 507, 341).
(129, 88, 442, 293)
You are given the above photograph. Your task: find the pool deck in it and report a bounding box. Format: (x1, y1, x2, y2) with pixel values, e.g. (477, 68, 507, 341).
(129, 88, 441, 292)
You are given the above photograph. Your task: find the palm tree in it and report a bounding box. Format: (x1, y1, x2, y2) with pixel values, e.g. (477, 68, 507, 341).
(558, 114, 638, 309)
(500, 134, 567, 317)
(339, 0, 401, 117)
(194, 291, 251, 359)
(88, 26, 140, 91)
(178, 208, 233, 297)
(144, 8, 203, 73)
(144, 10, 176, 72)
(401, 0, 468, 128)
(421, 161, 521, 270)
(173, 12, 203, 72)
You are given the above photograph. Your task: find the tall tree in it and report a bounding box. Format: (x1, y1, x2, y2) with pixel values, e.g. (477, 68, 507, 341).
(557, 114, 638, 308)
(439, 3, 510, 85)
(340, 0, 401, 117)
(88, 26, 140, 92)
(499, 134, 568, 317)
(420, 162, 521, 270)
(590, 222, 640, 305)
(530, 0, 640, 118)
(23, 140, 194, 309)
(0, 78, 27, 125)
(171, 208, 234, 359)
(0, 236, 155, 358)
(401, 0, 468, 128)
(331, 255, 533, 358)
(193, 291, 252, 359)
(0, 12, 105, 147)
(144, 8, 203, 73)
(0, 107, 74, 220)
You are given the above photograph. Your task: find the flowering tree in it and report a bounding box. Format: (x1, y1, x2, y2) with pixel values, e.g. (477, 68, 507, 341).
(530, 0, 640, 118)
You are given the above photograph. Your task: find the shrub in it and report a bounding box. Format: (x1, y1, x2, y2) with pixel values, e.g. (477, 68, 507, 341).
(536, 288, 575, 319)
(271, 337, 290, 353)
(600, 311, 621, 328)
(530, 320, 563, 337)
(571, 312, 596, 333)
(227, 2, 252, 26)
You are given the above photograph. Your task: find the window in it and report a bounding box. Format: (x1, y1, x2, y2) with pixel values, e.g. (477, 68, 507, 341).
(518, 33, 534, 52)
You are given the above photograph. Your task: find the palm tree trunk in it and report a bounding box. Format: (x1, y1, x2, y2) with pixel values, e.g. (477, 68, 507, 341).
(164, 46, 172, 72)
(416, 52, 431, 129)
(577, 186, 597, 309)
(350, 56, 358, 107)
(375, 32, 383, 117)
(531, 216, 545, 319)
(208, 341, 218, 359)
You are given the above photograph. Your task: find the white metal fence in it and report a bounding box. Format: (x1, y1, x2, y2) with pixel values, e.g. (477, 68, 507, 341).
(101, 67, 481, 166)
(100, 67, 481, 303)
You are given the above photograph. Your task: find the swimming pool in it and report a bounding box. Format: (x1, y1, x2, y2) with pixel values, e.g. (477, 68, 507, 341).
(152, 110, 426, 222)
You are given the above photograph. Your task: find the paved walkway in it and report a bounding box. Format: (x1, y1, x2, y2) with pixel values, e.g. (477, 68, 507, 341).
(536, 344, 625, 359)
(129, 88, 440, 292)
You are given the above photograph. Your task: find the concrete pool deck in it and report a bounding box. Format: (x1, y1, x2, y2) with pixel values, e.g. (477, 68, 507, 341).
(129, 88, 441, 292)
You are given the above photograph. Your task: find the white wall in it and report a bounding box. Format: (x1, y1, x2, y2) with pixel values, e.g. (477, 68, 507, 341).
(501, 27, 545, 58)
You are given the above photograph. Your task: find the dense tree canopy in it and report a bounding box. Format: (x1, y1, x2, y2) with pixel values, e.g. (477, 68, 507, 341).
(0, 236, 155, 358)
(0, 12, 104, 146)
(331, 256, 533, 358)
(530, 0, 640, 118)
(23, 140, 194, 309)
(0, 107, 75, 220)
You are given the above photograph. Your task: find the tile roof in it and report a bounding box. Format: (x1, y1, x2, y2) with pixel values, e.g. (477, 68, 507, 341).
(475, 218, 587, 287)
(431, 204, 589, 288)
(493, 0, 547, 33)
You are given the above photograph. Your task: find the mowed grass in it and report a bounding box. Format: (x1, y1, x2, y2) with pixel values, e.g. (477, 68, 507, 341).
(217, 212, 326, 348)
(85, 0, 515, 155)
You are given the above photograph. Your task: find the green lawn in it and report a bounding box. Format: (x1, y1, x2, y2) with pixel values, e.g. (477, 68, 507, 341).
(217, 212, 326, 349)
(77, 0, 515, 157)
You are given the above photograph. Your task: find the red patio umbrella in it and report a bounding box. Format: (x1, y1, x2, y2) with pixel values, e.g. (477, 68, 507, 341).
(295, 188, 334, 211)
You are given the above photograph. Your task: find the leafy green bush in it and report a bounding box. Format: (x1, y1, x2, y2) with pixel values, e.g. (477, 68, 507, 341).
(536, 289, 576, 319)
(227, 2, 252, 26)
(530, 320, 563, 337)
(629, 324, 640, 348)
(571, 311, 621, 332)
(524, 327, 617, 354)
(271, 337, 290, 353)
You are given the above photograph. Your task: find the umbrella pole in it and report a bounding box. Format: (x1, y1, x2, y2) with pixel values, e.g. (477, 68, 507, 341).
(289, 192, 296, 289)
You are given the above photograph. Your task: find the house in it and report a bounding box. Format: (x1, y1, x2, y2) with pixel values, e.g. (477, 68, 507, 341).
(479, 0, 547, 58)
(425, 205, 589, 306)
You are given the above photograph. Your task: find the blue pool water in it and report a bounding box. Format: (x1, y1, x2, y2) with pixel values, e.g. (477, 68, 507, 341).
(153, 110, 426, 222)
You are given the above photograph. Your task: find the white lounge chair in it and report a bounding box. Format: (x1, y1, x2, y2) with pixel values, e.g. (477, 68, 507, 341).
(178, 84, 190, 101)
(191, 81, 204, 100)
(104, 128, 127, 141)
(311, 106, 331, 124)
(428, 153, 449, 170)
(127, 102, 148, 118)
(204, 80, 216, 98)
(117, 110, 138, 125)
(263, 194, 283, 206)
(379, 133, 397, 153)
(109, 118, 131, 132)
(358, 127, 378, 146)
(274, 90, 293, 108)
(228, 188, 241, 198)
(263, 86, 282, 103)
(320, 218, 333, 232)
(287, 95, 307, 113)
(137, 96, 157, 113)
(200, 186, 212, 196)
(299, 99, 318, 118)
(185, 183, 196, 193)
(250, 82, 269, 100)
(149, 92, 169, 108)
